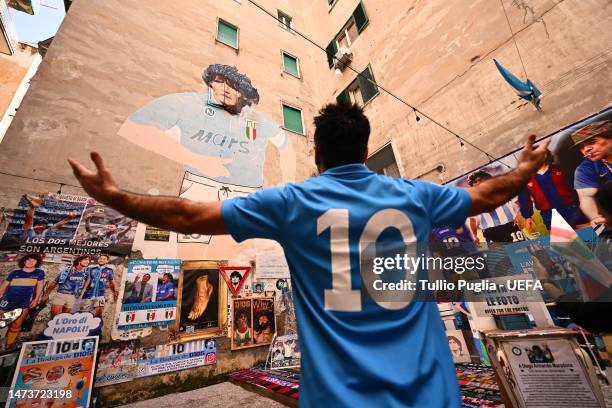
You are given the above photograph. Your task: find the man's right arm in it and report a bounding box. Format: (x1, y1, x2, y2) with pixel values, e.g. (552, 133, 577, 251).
(69, 153, 228, 236)
(467, 135, 549, 216)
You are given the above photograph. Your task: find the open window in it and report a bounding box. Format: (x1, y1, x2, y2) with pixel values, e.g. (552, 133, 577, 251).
(366, 143, 401, 178)
(326, 1, 369, 68)
(336, 64, 379, 107)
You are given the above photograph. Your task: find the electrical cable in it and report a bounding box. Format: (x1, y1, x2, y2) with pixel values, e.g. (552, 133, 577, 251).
(246, 0, 510, 167)
(499, 0, 529, 79)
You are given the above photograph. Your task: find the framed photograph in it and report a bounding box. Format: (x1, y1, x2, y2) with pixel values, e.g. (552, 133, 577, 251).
(231, 297, 276, 350)
(174, 261, 227, 340)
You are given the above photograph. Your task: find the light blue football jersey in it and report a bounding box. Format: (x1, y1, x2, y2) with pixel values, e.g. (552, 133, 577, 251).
(222, 164, 471, 407)
(128, 92, 286, 188)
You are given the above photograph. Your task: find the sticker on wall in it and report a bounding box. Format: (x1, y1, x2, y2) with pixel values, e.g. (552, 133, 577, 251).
(220, 266, 252, 297)
(118, 64, 296, 245)
(144, 226, 171, 242)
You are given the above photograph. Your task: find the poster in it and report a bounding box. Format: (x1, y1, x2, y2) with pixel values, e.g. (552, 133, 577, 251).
(501, 338, 602, 407)
(94, 341, 139, 387)
(220, 266, 251, 297)
(0, 252, 122, 351)
(176, 261, 225, 339)
(253, 298, 275, 345)
(269, 334, 300, 369)
(118, 259, 180, 329)
(445, 329, 471, 363)
(232, 298, 253, 350)
(135, 338, 216, 378)
(144, 226, 170, 242)
(0, 194, 137, 257)
(7, 336, 98, 408)
(449, 108, 611, 243)
(255, 255, 290, 279)
(231, 297, 275, 350)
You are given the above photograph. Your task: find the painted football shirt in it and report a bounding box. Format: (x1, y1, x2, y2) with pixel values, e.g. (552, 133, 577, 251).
(574, 159, 612, 189)
(83, 265, 114, 299)
(156, 281, 176, 301)
(55, 267, 89, 296)
(0, 268, 45, 309)
(128, 92, 287, 187)
(222, 164, 471, 408)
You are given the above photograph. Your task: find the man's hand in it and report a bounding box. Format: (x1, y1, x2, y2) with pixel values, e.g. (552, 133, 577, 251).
(516, 135, 550, 179)
(68, 153, 120, 206)
(468, 135, 550, 216)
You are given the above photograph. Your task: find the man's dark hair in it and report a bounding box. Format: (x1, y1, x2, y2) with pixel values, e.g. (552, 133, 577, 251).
(230, 271, 242, 283)
(18, 253, 43, 268)
(314, 103, 370, 169)
(467, 170, 493, 186)
(595, 181, 612, 215)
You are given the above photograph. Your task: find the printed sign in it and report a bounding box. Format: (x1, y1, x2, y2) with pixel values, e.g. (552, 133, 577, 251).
(255, 255, 290, 279)
(8, 336, 98, 408)
(118, 259, 180, 329)
(220, 266, 252, 297)
(501, 338, 602, 407)
(144, 226, 171, 242)
(136, 339, 216, 377)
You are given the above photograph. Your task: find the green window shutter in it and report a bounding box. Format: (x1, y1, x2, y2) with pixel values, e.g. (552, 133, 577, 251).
(283, 105, 304, 134)
(326, 40, 338, 68)
(336, 88, 351, 105)
(217, 20, 238, 48)
(358, 65, 378, 104)
(283, 53, 299, 77)
(353, 2, 369, 33)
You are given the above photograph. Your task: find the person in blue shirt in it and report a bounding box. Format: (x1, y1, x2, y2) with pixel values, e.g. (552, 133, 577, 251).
(82, 254, 117, 317)
(156, 273, 176, 302)
(0, 253, 45, 349)
(571, 120, 612, 225)
(68, 103, 549, 407)
(42, 255, 91, 318)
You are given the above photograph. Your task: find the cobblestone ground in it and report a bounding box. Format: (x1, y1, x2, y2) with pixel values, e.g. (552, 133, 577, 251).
(118, 381, 288, 408)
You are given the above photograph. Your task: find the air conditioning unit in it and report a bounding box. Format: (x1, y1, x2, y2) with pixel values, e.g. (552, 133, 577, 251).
(333, 46, 353, 70)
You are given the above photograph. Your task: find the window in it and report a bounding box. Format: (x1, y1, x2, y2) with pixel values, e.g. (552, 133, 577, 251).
(282, 104, 304, 135)
(278, 10, 293, 31)
(326, 1, 369, 68)
(282, 52, 300, 78)
(366, 144, 400, 178)
(217, 19, 239, 49)
(336, 64, 378, 107)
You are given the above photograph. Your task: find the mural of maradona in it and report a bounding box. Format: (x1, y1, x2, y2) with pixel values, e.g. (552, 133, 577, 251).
(118, 64, 296, 244)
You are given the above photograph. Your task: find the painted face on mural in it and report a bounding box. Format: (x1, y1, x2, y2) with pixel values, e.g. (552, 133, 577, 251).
(210, 76, 241, 108)
(579, 136, 612, 161)
(23, 257, 38, 269)
(97, 255, 109, 265)
(79, 257, 91, 268)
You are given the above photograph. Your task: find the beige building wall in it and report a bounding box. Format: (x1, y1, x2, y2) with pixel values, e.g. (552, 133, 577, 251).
(0, 44, 37, 121)
(303, 0, 612, 181)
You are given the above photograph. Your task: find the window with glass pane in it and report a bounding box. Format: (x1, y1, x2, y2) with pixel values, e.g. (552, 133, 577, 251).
(278, 10, 293, 31)
(283, 53, 300, 77)
(282, 104, 304, 134)
(217, 19, 238, 49)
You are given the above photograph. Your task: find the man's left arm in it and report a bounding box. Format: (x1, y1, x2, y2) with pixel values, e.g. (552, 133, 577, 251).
(68, 153, 227, 236)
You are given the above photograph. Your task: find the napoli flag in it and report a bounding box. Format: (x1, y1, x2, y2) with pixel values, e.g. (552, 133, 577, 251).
(494, 59, 542, 110)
